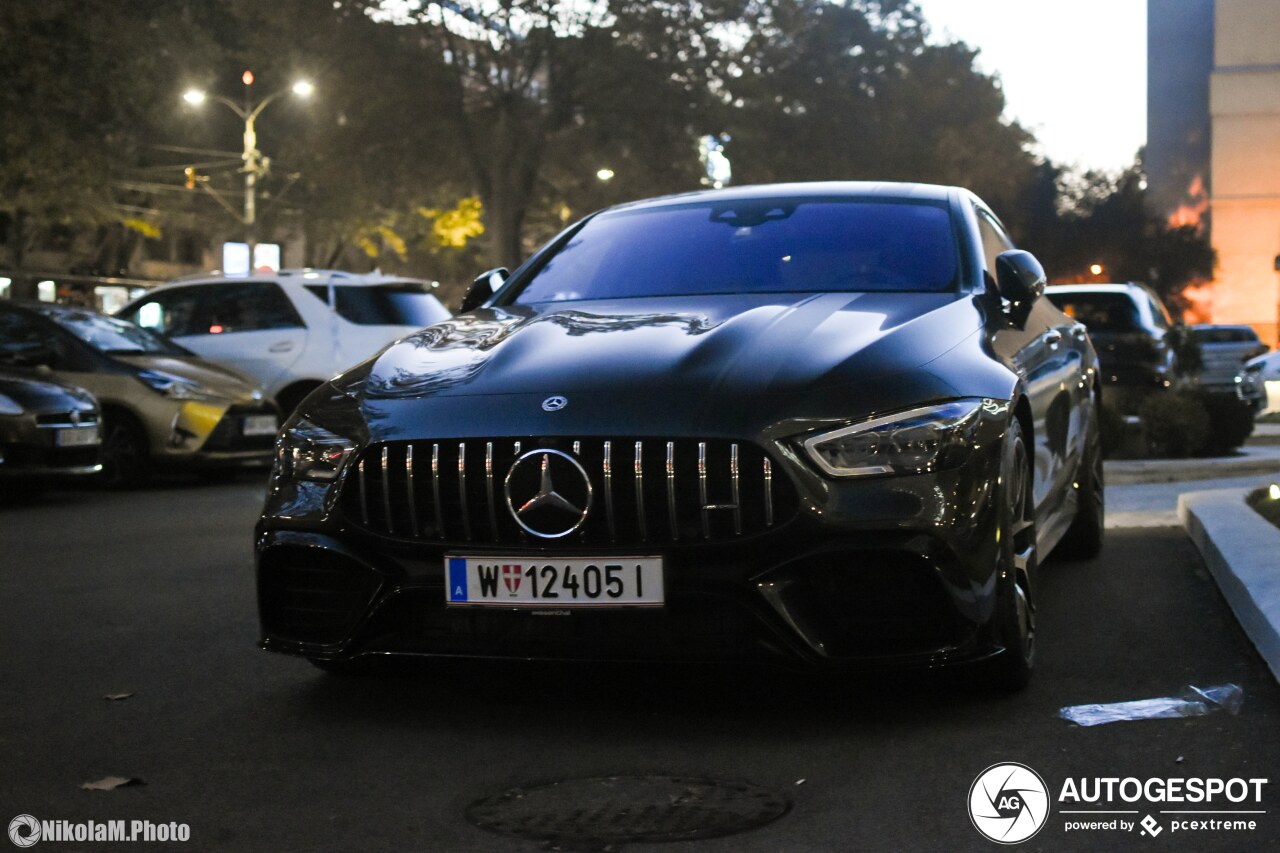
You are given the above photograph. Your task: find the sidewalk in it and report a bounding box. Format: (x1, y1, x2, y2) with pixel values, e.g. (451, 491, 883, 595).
(1117, 422, 1280, 682)
(1104, 426, 1280, 527)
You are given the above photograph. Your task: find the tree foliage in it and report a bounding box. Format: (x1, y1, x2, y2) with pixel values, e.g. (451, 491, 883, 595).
(2, 0, 1206, 310)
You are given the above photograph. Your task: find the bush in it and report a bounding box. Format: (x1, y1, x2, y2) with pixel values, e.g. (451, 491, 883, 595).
(1139, 391, 1211, 457)
(1138, 389, 1255, 456)
(1196, 391, 1255, 454)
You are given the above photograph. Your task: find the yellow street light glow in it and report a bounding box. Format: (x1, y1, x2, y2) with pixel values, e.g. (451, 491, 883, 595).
(183, 89, 206, 106)
(1090, 264, 1104, 276)
(596, 168, 615, 182)
(292, 80, 314, 98)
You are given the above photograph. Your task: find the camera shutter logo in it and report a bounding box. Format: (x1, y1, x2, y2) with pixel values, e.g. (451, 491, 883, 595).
(968, 763, 1050, 844)
(8, 815, 40, 848)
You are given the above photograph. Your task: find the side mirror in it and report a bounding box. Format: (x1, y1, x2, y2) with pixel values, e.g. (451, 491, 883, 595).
(459, 267, 509, 313)
(994, 250, 1046, 327)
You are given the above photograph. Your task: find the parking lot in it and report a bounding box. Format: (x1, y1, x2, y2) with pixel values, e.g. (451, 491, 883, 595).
(1, 475, 1277, 851)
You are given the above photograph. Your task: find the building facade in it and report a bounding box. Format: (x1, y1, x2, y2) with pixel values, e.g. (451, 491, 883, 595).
(1148, 0, 1280, 344)
(1210, 0, 1280, 344)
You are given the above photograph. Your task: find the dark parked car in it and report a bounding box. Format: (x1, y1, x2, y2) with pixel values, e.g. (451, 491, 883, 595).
(1045, 282, 1175, 417)
(257, 182, 1104, 689)
(0, 302, 279, 485)
(0, 372, 101, 491)
(1188, 324, 1269, 411)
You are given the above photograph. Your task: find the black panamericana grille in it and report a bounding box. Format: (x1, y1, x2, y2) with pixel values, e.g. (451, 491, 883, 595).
(340, 437, 797, 546)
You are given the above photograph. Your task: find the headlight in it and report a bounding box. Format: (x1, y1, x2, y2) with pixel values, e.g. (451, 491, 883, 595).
(278, 418, 357, 481)
(136, 369, 223, 402)
(0, 393, 23, 416)
(800, 399, 987, 478)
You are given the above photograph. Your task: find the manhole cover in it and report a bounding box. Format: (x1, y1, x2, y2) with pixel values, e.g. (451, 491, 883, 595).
(466, 775, 790, 846)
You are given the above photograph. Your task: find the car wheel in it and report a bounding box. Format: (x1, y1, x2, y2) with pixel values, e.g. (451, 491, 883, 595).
(983, 419, 1037, 691)
(101, 415, 150, 488)
(1056, 422, 1104, 560)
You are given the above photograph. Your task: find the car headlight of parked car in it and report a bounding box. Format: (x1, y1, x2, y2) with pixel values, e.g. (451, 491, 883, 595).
(136, 369, 225, 403)
(800, 399, 987, 478)
(0, 393, 24, 416)
(277, 417, 356, 482)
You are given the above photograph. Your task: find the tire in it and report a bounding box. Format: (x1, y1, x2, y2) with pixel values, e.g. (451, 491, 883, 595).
(1056, 422, 1104, 560)
(982, 419, 1037, 692)
(100, 414, 150, 488)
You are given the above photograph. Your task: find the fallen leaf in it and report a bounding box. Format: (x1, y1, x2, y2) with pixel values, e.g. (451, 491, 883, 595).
(103, 693, 134, 701)
(81, 776, 145, 791)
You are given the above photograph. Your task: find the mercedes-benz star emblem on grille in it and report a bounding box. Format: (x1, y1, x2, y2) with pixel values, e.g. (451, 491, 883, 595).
(504, 449, 593, 538)
(541, 395, 568, 412)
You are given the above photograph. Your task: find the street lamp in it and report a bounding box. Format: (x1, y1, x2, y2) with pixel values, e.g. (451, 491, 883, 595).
(181, 72, 313, 246)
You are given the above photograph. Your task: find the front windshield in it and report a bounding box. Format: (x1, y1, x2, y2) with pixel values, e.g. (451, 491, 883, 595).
(41, 307, 188, 355)
(512, 198, 959, 304)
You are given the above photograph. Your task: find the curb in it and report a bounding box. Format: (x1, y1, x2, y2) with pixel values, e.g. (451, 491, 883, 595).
(1107, 447, 1280, 485)
(1178, 488, 1280, 682)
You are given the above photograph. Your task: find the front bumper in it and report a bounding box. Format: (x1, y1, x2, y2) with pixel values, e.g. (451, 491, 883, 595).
(256, 422, 1012, 672)
(0, 412, 102, 478)
(149, 401, 279, 469)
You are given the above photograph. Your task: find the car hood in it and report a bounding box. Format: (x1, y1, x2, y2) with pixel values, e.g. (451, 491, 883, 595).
(334, 292, 986, 440)
(111, 355, 267, 401)
(0, 371, 98, 414)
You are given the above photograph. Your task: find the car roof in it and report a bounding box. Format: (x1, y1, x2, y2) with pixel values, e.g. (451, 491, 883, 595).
(159, 269, 432, 288)
(1045, 283, 1144, 295)
(1, 300, 86, 319)
(600, 181, 958, 215)
(1190, 323, 1256, 332)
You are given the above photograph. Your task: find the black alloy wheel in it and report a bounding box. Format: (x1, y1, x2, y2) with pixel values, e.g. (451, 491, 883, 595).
(984, 418, 1037, 691)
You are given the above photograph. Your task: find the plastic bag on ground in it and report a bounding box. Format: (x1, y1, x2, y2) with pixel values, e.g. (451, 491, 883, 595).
(1059, 683, 1243, 727)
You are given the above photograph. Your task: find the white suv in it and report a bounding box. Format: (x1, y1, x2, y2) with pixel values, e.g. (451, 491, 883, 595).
(118, 269, 450, 413)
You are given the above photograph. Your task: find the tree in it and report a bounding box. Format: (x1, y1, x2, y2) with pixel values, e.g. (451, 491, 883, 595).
(1028, 157, 1216, 313)
(715, 0, 1038, 213)
(0, 2, 226, 288)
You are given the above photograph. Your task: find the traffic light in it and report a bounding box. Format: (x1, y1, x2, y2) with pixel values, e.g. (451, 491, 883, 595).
(184, 167, 197, 190)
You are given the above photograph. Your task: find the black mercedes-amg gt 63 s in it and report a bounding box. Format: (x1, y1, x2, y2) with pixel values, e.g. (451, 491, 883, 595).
(256, 182, 1103, 689)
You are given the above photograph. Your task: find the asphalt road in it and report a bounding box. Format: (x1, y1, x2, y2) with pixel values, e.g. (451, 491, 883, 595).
(1, 476, 1278, 852)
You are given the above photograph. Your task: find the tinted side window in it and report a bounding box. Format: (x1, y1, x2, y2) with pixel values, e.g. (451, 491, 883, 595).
(1046, 294, 1140, 332)
(0, 311, 67, 367)
(200, 283, 304, 334)
(124, 286, 206, 337)
(975, 209, 1014, 277)
(331, 284, 445, 326)
(1146, 295, 1171, 331)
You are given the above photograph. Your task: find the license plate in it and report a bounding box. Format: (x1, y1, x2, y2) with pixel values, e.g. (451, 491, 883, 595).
(242, 414, 279, 437)
(445, 556, 664, 607)
(56, 426, 100, 447)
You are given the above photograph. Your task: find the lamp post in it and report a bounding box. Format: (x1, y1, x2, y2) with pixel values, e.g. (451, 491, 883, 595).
(182, 73, 313, 248)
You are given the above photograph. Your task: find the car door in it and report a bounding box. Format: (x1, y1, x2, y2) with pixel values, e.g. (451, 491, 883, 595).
(976, 209, 1083, 516)
(139, 283, 307, 393)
